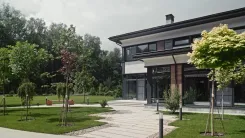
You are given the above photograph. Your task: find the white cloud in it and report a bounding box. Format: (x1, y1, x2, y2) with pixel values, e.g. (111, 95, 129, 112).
(1, 0, 245, 51)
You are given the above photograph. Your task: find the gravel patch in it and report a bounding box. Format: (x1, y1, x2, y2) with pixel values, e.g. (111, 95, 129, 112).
(65, 124, 113, 136)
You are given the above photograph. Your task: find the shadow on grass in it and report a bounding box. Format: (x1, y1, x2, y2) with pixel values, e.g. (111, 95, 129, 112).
(29, 113, 57, 118)
(47, 116, 93, 123)
(237, 116, 245, 120)
(0, 108, 27, 114)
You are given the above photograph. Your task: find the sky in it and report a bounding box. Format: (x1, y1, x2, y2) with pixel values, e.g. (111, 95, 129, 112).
(1, 0, 245, 51)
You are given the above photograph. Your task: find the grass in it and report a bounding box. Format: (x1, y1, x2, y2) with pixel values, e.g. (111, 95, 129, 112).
(0, 95, 114, 107)
(0, 107, 111, 134)
(164, 111, 245, 138)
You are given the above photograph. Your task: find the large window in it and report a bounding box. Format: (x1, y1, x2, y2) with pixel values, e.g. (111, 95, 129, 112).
(164, 39, 173, 50)
(192, 35, 201, 42)
(125, 46, 136, 61)
(136, 44, 148, 53)
(124, 34, 196, 60)
(149, 43, 157, 52)
(174, 37, 190, 47)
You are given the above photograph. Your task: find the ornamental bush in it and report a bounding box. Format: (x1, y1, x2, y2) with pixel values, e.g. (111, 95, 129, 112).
(164, 88, 180, 113)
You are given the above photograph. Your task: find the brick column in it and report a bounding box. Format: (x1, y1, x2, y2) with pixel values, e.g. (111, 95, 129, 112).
(170, 64, 183, 95)
(147, 67, 153, 104)
(170, 65, 176, 91)
(177, 64, 183, 95)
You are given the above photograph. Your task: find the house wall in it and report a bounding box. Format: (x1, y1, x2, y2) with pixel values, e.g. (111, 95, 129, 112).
(124, 61, 147, 74)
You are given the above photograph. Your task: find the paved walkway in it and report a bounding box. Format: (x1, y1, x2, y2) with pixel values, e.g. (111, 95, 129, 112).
(2, 100, 177, 138)
(0, 127, 78, 138)
(68, 100, 177, 138)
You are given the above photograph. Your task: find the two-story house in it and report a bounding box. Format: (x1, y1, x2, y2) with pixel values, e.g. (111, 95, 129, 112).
(109, 7, 245, 106)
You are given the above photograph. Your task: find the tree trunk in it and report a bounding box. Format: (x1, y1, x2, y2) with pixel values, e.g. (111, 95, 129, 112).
(211, 72, 215, 136)
(64, 75, 69, 126)
(83, 88, 85, 103)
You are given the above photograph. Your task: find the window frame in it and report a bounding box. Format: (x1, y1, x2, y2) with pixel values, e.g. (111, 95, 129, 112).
(148, 42, 157, 52)
(164, 39, 173, 50)
(136, 44, 149, 53)
(173, 37, 190, 47)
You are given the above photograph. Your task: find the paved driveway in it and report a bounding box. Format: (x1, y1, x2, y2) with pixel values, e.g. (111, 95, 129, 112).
(68, 100, 177, 138)
(1, 100, 177, 138)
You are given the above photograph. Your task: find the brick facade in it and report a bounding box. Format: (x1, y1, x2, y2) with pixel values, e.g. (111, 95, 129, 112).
(171, 64, 183, 96)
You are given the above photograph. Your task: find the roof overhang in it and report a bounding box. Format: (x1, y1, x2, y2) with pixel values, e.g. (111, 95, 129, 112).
(109, 7, 245, 44)
(142, 54, 189, 67)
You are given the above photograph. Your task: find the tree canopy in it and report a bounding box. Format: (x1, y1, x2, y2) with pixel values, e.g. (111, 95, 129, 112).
(0, 3, 122, 98)
(188, 24, 245, 89)
(9, 41, 50, 81)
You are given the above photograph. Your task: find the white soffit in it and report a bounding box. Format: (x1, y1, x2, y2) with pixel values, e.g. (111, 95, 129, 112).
(142, 55, 174, 67)
(142, 54, 189, 67)
(174, 54, 189, 64)
(125, 61, 147, 74)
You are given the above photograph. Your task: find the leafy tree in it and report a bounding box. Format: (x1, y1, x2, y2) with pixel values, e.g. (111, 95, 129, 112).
(25, 18, 48, 49)
(0, 4, 26, 47)
(0, 48, 11, 91)
(40, 72, 56, 95)
(9, 41, 50, 81)
(0, 47, 11, 115)
(73, 70, 95, 102)
(17, 82, 36, 105)
(188, 24, 245, 136)
(59, 49, 77, 126)
(56, 82, 66, 107)
(17, 82, 36, 120)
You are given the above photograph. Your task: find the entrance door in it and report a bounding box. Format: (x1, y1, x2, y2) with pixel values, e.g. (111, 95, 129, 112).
(137, 79, 145, 100)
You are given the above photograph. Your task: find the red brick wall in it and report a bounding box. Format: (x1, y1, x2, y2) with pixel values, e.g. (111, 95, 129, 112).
(171, 64, 183, 95)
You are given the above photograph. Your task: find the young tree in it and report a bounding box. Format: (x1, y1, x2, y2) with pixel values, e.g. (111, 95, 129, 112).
(0, 48, 11, 115)
(188, 24, 245, 136)
(73, 70, 95, 102)
(59, 49, 77, 126)
(9, 41, 50, 101)
(56, 82, 66, 106)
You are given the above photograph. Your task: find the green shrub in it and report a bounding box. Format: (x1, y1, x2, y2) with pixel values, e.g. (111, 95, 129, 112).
(183, 87, 198, 104)
(6, 94, 13, 97)
(113, 85, 122, 98)
(9, 90, 15, 95)
(17, 82, 36, 105)
(100, 99, 108, 108)
(163, 88, 180, 113)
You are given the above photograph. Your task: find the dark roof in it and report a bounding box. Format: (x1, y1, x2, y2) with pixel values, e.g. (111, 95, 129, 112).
(109, 7, 245, 44)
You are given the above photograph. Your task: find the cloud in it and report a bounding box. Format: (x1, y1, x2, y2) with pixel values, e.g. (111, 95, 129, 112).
(1, 0, 245, 51)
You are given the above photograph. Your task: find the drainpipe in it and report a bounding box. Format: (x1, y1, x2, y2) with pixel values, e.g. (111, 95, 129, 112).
(172, 54, 182, 120)
(171, 54, 177, 85)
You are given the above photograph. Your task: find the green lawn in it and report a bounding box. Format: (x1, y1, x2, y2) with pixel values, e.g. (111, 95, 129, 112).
(1, 95, 114, 107)
(0, 107, 111, 134)
(164, 112, 245, 138)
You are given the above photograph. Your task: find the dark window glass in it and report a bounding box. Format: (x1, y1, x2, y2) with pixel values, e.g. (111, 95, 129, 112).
(136, 44, 148, 53)
(127, 81, 136, 99)
(149, 43, 157, 52)
(157, 41, 165, 51)
(174, 37, 189, 46)
(125, 46, 137, 61)
(164, 40, 172, 50)
(125, 47, 131, 61)
(236, 29, 245, 34)
(131, 46, 136, 55)
(192, 35, 201, 42)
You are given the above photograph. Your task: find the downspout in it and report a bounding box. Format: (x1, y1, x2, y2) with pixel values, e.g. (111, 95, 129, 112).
(171, 54, 177, 85)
